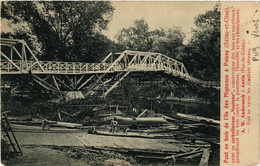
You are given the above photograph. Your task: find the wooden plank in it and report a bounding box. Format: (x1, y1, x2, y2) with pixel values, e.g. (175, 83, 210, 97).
(114, 116, 168, 125)
(76, 75, 85, 86)
(103, 71, 130, 97)
(32, 75, 59, 92)
(55, 77, 74, 91)
(56, 122, 82, 128)
(77, 75, 95, 90)
(136, 155, 172, 160)
(11, 46, 23, 60)
(59, 110, 74, 117)
(52, 75, 60, 91)
(137, 109, 148, 117)
(87, 74, 106, 91)
(23, 42, 45, 71)
(105, 51, 126, 72)
(172, 149, 204, 158)
(101, 52, 113, 62)
(199, 149, 210, 166)
(96, 74, 108, 90)
(183, 152, 203, 159)
(183, 144, 211, 148)
(177, 113, 220, 124)
(8, 121, 43, 125)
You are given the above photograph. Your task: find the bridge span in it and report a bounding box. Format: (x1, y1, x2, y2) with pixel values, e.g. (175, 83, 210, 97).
(1, 38, 219, 98)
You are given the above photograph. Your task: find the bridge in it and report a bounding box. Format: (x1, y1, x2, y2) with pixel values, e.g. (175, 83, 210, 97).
(1, 38, 219, 98)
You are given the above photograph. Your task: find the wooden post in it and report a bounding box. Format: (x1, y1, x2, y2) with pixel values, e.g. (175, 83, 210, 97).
(11, 47, 23, 60)
(199, 149, 210, 166)
(10, 47, 13, 61)
(77, 75, 95, 90)
(57, 111, 62, 121)
(52, 75, 60, 91)
(22, 44, 28, 68)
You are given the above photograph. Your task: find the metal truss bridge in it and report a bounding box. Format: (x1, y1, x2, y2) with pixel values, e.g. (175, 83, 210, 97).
(1, 38, 219, 98)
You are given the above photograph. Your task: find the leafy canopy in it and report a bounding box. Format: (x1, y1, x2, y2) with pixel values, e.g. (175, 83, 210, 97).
(180, 5, 220, 81)
(115, 5, 220, 82)
(1, 1, 114, 62)
(115, 19, 185, 59)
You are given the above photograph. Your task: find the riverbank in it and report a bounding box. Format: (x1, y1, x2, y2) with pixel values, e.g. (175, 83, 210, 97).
(2, 114, 219, 166)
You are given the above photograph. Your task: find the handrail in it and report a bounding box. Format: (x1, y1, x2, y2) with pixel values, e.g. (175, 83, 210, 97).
(0, 38, 219, 88)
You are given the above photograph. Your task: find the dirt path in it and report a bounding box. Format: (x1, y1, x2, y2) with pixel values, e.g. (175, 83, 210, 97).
(2, 146, 88, 166)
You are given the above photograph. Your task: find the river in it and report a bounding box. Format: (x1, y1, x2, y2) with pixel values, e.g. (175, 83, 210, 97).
(133, 99, 220, 120)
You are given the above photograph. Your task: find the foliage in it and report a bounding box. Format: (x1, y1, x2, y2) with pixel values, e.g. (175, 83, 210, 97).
(1, 1, 114, 62)
(178, 5, 220, 81)
(116, 19, 185, 59)
(150, 27, 185, 59)
(116, 19, 151, 51)
(116, 6, 220, 82)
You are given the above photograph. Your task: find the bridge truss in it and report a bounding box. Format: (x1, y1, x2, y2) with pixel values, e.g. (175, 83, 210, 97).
(1, 38, 219, 98)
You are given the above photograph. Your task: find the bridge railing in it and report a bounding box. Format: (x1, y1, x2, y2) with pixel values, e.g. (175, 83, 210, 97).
(1, 60, 22, 72)
(117, 51, 189, 77)
(99, 51, 219, 87)
(0, 60, 126, 74)
(125, 53, 218, 87)
(1, 39, 219, 88)
(37, 61, 112, 73)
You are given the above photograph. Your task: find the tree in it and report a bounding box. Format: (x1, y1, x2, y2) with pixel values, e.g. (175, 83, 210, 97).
(115, 19, 185, 59)
(177, 5, 220, 82)
(1, 1, 114, 62)
(116, 19, 151, 51)
(150, 27, 185, 59)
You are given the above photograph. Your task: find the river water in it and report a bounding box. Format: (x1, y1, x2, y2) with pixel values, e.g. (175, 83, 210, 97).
(133, 99, 220, 120)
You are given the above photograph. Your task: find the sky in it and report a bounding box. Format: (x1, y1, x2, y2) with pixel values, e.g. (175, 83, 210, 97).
(103, 1, 217, 44)
(1, 1, 217, 44)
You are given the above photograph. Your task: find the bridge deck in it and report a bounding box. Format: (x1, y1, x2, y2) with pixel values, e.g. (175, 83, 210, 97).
(1, 38, 220, 91)
(1, 60, 167, 74)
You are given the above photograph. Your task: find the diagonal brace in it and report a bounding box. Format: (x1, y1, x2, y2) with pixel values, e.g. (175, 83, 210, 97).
(102, 71, 131, 97)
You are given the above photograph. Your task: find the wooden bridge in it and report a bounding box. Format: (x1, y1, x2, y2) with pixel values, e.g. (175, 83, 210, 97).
(1, 38, 219, 98)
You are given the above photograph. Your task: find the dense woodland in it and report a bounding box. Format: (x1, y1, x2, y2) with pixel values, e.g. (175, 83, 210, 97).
(1, 1, 220, 82)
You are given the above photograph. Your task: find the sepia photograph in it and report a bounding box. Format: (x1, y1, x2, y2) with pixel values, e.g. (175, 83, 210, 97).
(1, 1, 223, 165)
